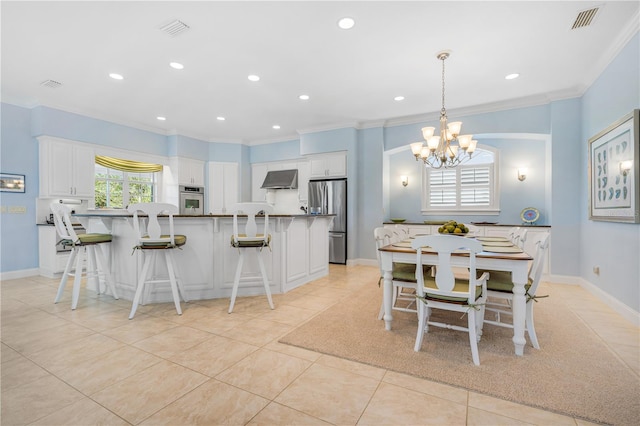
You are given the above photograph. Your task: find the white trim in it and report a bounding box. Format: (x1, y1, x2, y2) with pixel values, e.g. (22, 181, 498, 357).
(0, 268, 40, 281)
(578, 277, 640, 327)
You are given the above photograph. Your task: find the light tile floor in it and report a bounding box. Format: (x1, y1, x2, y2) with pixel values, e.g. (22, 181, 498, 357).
(2, 265, 638, 425)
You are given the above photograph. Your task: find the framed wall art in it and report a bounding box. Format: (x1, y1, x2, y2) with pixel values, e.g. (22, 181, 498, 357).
(0, 173, 25, 193)
(588, 109, 639, 223)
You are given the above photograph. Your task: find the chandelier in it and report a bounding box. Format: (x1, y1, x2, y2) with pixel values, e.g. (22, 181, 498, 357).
(410, 51, 477, 168)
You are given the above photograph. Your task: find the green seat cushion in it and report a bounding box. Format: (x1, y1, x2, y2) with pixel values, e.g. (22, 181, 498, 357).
(139, 234, 187, 248)
(230, 234, 271, 248)
(392, 262, 431, 282)
(62, 233, 112, 246)
(422, 276, 483, 303)
(479, 270, 532, 293)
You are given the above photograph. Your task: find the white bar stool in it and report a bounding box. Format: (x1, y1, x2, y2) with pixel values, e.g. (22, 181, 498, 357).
(51, 202, 118, 309)
(228, 203, 274, 313)
(127, 203, 188, 319)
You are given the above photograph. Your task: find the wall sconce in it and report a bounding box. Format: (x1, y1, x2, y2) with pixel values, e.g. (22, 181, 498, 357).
(401, 175, 409, 187)
(620, 160, 633, 176)
(517, 168, 527, 182)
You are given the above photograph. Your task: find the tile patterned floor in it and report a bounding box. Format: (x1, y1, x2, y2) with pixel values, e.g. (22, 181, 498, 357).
(1, 265, 638, 425)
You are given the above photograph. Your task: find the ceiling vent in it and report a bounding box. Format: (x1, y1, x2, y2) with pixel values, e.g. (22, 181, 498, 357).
(159, 19, 190, 37)
(571, 7, 599, 30)
(40, 79, 62, 88)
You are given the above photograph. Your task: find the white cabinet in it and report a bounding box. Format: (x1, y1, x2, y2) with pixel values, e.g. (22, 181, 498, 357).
(309, 152, 346, 178)
(178, 158, 205, 186)
(208, 162, 238, 214)
(38, 137, 95, 198)
(251, 163, 269, 202)
(297, 160, 310, 202)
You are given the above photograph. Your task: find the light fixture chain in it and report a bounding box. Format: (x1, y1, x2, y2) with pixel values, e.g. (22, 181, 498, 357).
(441, 55, 446, 114)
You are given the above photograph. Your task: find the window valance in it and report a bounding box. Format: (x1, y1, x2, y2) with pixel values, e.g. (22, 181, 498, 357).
(95, 155, 163, 173)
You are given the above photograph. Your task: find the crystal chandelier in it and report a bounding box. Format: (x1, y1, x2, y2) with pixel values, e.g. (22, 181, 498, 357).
(410, 51, 477, 168)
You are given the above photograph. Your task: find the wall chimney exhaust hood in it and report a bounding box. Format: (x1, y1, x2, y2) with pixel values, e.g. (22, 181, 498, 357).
(261, 169, 298, 189)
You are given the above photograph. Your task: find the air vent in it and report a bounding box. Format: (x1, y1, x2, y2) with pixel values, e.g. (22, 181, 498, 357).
(40, 79, 62, 88)
(571, 7, 599, 30)
(159, 19, 190, 37)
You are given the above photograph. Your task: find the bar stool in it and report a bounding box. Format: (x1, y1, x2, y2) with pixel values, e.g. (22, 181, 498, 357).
(228, 202, 274, 313)
(127, 203, 188, 319)
(51, 202, 118, 309)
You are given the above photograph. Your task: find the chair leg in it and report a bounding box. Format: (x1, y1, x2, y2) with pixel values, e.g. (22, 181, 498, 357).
(468, 310, 481, 366)
(94, 244, 118, 300)
(165, 251, 182, 316)
(526, 301, 540, 349)
(256, 248, 274, 310)
(168, 250, 188, 303)
(414, 302, 426, 352)
(378, 301, 385, 320)
(55, 248, 78, 303)
(71, 247, 85, 310)
(228, 251, 245, 313)
(86, 246, 99, 294)
(129, 252, 153, 319)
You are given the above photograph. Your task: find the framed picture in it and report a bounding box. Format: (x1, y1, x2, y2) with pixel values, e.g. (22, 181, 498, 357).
(0, 173, 25, 193)
(588, 109, 639, 223)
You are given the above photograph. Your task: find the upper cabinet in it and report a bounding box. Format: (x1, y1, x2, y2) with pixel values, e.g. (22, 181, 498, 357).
(251, 163, 269, 202)
(38, 136, 95, 198)
(208, 162, 238, 214)
(178, 158, 205, 186)
(309, 152, 346, 178)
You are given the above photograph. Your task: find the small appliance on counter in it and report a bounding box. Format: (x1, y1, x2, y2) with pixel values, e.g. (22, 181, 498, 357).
(179, 185, 204, 215)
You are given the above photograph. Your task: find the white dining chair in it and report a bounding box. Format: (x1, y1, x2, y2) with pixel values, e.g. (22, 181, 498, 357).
(411, 234, 489, 366)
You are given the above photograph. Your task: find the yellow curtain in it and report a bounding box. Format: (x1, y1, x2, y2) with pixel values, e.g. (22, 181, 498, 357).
(95, 155, 163, 173)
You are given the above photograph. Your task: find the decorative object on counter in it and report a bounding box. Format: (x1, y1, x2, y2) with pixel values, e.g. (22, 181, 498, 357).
(409, 51, 477, 169)
(520, 207, 540, 225)
(50, 202, 119, 310)
(437, 220, 469, 235)
(390, 218, 406, 223)
(229, 202, 275, 313)
(128, 202, 188, 319)
(517, 167, 528, 181)
(0, 173, 25, 192)
(471, 221, 498, 225)
(588, 109, 639, 223)
(400, 175, 409, 187)
(424, 220, 447, 225)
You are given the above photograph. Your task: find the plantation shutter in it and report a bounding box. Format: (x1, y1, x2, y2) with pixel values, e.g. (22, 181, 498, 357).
(429, 169, 457, 206)
(460, 167, 491, 206)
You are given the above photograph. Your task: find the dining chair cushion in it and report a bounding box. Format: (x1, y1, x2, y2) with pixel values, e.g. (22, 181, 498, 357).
(61, 233, 112, 246)
(480, 270, 533, 293)
(422, 276, 483, 303)
(392, 263, 431, 282)
(139, 234, 187, 248)
(230, 233, 271, 248)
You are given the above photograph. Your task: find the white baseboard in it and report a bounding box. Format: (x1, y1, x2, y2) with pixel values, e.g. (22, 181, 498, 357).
(0, 268, 40, 282)
(346, 258, 378, 268)
(577, 277, 640, 326)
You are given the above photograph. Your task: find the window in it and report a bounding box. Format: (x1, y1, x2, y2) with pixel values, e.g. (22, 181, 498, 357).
(94, 156, 161, 208)
(422, 148, 500, 214)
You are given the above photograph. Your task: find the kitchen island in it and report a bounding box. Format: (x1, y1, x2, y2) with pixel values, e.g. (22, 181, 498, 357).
(74, 213, 334, 303)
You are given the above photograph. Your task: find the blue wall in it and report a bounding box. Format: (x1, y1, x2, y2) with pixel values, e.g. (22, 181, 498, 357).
(1, 104, 39, 272)
(580, 33, 640, 311)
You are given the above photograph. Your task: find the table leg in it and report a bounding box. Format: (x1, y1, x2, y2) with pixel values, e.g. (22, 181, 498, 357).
(383, 269, 393, 330)
(511, 266, 528, 356)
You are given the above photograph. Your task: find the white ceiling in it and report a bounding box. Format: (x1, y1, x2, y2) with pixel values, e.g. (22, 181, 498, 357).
(2, 1, 639, 144)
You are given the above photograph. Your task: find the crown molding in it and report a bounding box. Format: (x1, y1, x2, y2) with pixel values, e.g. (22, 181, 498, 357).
(247, 134, 300, 146)
(296, 121, 360, 135)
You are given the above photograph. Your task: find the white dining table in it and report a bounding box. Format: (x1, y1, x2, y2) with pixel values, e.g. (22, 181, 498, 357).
(379, 240, 533, 356)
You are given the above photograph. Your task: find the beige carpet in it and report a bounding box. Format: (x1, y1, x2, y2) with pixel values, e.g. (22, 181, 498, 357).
(279, 284, 639, 425)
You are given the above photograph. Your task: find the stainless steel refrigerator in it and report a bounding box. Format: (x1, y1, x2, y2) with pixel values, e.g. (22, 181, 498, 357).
(308, 178, 347, 264)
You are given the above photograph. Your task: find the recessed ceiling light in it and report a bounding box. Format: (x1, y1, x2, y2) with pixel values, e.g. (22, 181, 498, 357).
(505, 73, 520, 80)
(299, 94, 310, 100)
(272, 125, 281, 130)
(216, 116, 226, 121)
(248, 74, 260, 82)
(394, 96, 405, 101)
(156, 116, 166, 121)
(338, 17, 355, 30)
(169, 62, 184, 70)
(109, 73, 124, 80)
